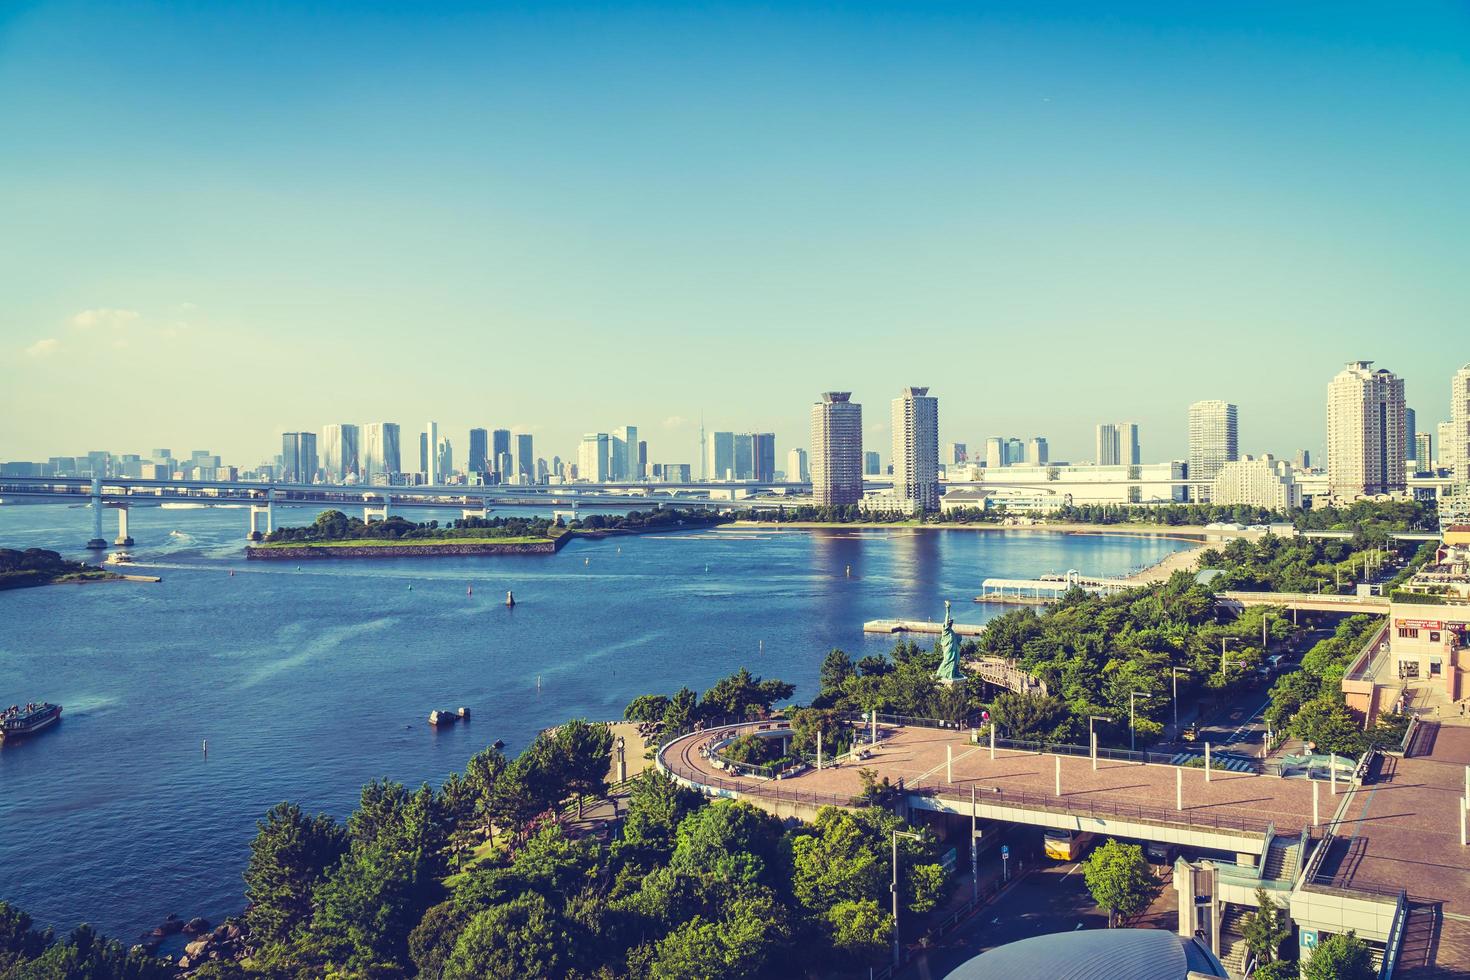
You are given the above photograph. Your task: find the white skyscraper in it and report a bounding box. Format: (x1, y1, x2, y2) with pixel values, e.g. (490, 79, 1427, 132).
(786, 447, 809, 482)
(1440, 420, 1456, 470)
(611, 425, 639, 481)
(1326, 361, 1406, 496)
(1187, 401, 1239, 503)
(810, 392, 863, 506)
(1451, 364, 1470, 480)
(984, 437, 1004, 468)
(1095, 423, 1140, 466)
(1028, 437, 1049, 465)
(360, 422, 401, 484)
(579, 433, 609, 482)
(425, 421, 440, 484)
(320, 423, 359, 482)
(891, 387, 940, 512)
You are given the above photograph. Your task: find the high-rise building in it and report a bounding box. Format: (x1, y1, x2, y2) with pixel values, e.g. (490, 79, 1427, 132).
(637, 440, 647, 480)
(437, 436, 453, 479)
(732, 433, 754, 480)
(361, 423, 401, 483)
(864, 451, 881, 476)
(787, 448, 809, 482)
(811, 392, 863, 506)
(1096, 422, 1141, 466)
(891, 386, 940, 512)
(1211, 458, 1302, 511)
(491, 429, 511, 478)
(320, 424, 359, 482)
(1415, 433, 1433, 475)
(1405, 408, 1417, 461)
(468, 428, 488, 476)
(1004, 437, 1025, 466)
(984, 437, 1004, 468)
(1326, 361, 1406, 496)
(1028, 437, 1049, 465)
(1294, 449, 1312, 470)
(425, 421, 440, 484)
(516, 434, 534, 482)
(495, 451, 514, 481)
(1187, 400, 1239, 503)
(1452, 364, 1470, 479)
(707, 432, 735, 481)
(945, 443, 968, 465)
(751, 433, 776, 482)
(280, 432, 318, 483)
(611, 425, 639, 481)
(579, 433, 609, 482)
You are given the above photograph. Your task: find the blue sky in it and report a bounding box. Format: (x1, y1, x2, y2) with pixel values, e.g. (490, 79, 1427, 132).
(2, 1, 1467, 468)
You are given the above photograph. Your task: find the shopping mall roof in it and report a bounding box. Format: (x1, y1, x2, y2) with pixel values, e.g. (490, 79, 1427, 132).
(944, 928, 1225, 980)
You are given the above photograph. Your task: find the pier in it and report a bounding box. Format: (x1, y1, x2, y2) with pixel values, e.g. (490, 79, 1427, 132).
(863, 618, 986, 637)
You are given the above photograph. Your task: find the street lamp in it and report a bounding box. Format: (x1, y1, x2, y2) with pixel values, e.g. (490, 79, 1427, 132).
(1170, 668, 1189, 733)
(1220, 636, 1242, 674)
(891, 829, 923, 968)
(1088, 714, 1112, 769)
(1129, 692, 1149, 752)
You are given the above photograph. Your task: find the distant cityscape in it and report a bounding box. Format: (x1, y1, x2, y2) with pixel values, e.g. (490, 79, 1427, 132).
(5, 361, 1469, 516)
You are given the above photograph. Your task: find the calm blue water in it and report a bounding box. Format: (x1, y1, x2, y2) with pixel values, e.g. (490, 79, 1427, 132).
(0, 503, 1188, 940)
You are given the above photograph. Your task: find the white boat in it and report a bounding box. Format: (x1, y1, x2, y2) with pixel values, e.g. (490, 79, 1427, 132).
(161, 502, 207, 510)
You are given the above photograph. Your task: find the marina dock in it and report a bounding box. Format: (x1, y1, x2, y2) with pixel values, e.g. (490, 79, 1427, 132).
(863, 618, 986, 636)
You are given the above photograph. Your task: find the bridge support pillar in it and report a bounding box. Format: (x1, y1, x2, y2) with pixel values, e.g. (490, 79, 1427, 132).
(248, 503, 273, 540)
(113, 504, 133, 546)
(86, 477, 106, 549)
(1055, 755, 1061, 797)
(1205, 742, 1212, 782)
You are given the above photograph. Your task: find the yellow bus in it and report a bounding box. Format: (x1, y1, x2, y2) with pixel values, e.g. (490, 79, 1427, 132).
(1043, 829, 1094, 861)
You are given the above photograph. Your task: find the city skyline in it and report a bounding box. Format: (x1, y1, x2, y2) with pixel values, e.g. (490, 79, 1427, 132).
(5, 3, 1470, 464)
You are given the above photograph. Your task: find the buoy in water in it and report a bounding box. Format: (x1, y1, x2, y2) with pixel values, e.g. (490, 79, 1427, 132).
(584, 557, 589, 565)
(467, 585, 473, 596)
(845, 564, 851, 577)
(505, 590, 515, 607)
(228, 570, 234, 577)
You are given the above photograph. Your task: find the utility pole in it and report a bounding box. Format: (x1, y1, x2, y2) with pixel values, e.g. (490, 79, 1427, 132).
(891, 829, 922, 968)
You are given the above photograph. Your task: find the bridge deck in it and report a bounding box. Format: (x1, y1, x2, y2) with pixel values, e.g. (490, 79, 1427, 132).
(664, 723, 1320, 838)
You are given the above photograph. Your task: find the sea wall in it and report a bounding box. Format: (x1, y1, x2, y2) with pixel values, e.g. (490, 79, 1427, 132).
(246, 539, 560, 559)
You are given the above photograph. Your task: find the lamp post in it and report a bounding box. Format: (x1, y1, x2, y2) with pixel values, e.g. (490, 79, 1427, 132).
(891, 829, 923, 968)
(1171, 668, 1189, 734)
(1129, 692, 1149, 752)
(1220, 636, 1242, 675)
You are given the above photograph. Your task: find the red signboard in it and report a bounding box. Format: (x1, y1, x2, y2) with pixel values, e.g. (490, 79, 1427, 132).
(1398, 619, 1445, 630)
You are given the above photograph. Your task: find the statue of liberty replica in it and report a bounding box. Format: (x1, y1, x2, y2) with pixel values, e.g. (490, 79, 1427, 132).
(935, 600, 964, 685)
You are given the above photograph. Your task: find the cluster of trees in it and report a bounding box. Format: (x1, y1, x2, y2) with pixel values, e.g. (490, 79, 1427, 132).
(1263, 616, 1407, 756)
(1080, 840, 1159, 927)
(811, 642, 973, 722)
(265, 510, 561, 544)
(731, 505, 914, 524)
(0, 906, 174, 979)
(570, 510, 728, 533)
(1053, 503, 1282, 527)
(0, 548, 106, 590)
(623, 668, 796, 742)
(1293, 500, 1438, 540)
(974, 573, 1289, 746)
(1198, 535, 1401, 595)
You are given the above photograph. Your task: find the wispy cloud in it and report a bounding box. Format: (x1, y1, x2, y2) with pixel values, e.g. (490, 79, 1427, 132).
(71, 308, 141, 329)
(663, 415, 688, 428)
(25, 338, 60, 357)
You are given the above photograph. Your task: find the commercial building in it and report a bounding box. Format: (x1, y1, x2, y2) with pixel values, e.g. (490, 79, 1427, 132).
(280, 432, 318, 484)
(891, 386, 940, 512)
(945, 442, 967, 465)
(1294, 449, 1312, 470)
(1326, 361, 1406, 497)
(361, 423, 401, 484)
(939, 461, 1187, 513)
(424, 421, 440, 484)
(706, 431, 735, 481)
(751, 432, 776, 482)
(1187, 400, 1238, 503)
(864, 451, 881, 477)
(1096, 422, 1140, 466)
(1440, 420, 1456, 470)
(1415, 433, 1433, 476)
(1004, 437, 1025, 466)
(491, 429, 511, 479)
(1452, 363, 1470, 479)
(1028, 437, 1049, 465)
(468, 428, 488, 477)
(810, 391, 863, 506)
(984, 437, 1004, 469)
(732, 433, 753, 480)
(608, 425, 638, 481)
(659, 463, 691, 483)
(579, 433, 609, 483)
(786, 447, 809, 482)
(1210, 457, 1300, 511)
(516, 434, 533, 483)
(320, 423, 359, 482)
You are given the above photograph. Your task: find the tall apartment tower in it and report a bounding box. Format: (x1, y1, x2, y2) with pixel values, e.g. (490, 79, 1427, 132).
(610, 425, 639, 481)
(1326, 361, 1407, 497)
(811, 392, 863, 506)
(468, 428, 488, 477)
(425, 421, 440, 484)
(1452, 364, 1470, 480)
(984, 437, 1004, 468)
(280, 432, 318, 484)
(891, 387, 940, 511)
(1095, 423, 1140, 466)
(1187, 401, 1239, 503)
(1028, 437, 1049, 465)
(751, 433, 776, 482)
(787, 448, 809, 482)
(491, 429, 511, 479)
(516, 434, 534, 482)
(1415, 433, 1433, 475)
(320, 423, 359, 482)
(360, 422, 401, 483)
(579, 433, 609, 482)
(706, 432, 735, 481)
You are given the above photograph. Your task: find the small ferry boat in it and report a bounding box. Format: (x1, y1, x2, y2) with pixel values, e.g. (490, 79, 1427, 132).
(1, 702, 62, 740)
(105, 551, 134, 564)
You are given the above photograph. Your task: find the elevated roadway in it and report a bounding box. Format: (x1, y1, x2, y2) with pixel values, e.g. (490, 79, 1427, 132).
(1217, 590, 1390, 615)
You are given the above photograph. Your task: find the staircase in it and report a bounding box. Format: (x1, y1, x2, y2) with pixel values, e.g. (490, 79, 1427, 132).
(1217, 904, 1251, 978)
(1262, 836, 1302, 883)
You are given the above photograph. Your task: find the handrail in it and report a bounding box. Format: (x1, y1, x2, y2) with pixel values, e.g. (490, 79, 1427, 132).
(1380, 891, 1410, 979)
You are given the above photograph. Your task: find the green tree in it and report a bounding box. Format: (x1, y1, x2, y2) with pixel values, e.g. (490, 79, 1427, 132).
(819, 649, 856, 694)
(241, 802, 349, 946)
(1081, 839, 1157, 927)
(1291, 697, 1367, 756)
(0, 902, 51, 975)
(614, 771, 703, 870)
(824, 899, 891, 963)
(1242, 887, 1290, 966)
(7, 924, 174, 980)
(699, 668, 795, 721)
(1302, 931, 1375, 980)
(1253, 959, 1300, 980)
(442, 893, 568, 980)
(462, 745, 508, 837)
(553, 719, 615, 817)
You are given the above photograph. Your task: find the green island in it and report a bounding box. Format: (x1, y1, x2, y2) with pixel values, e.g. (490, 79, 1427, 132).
(247, 509, 731, 559)
(0, 501, 1424, 978)
(0, 547, 120, 590)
